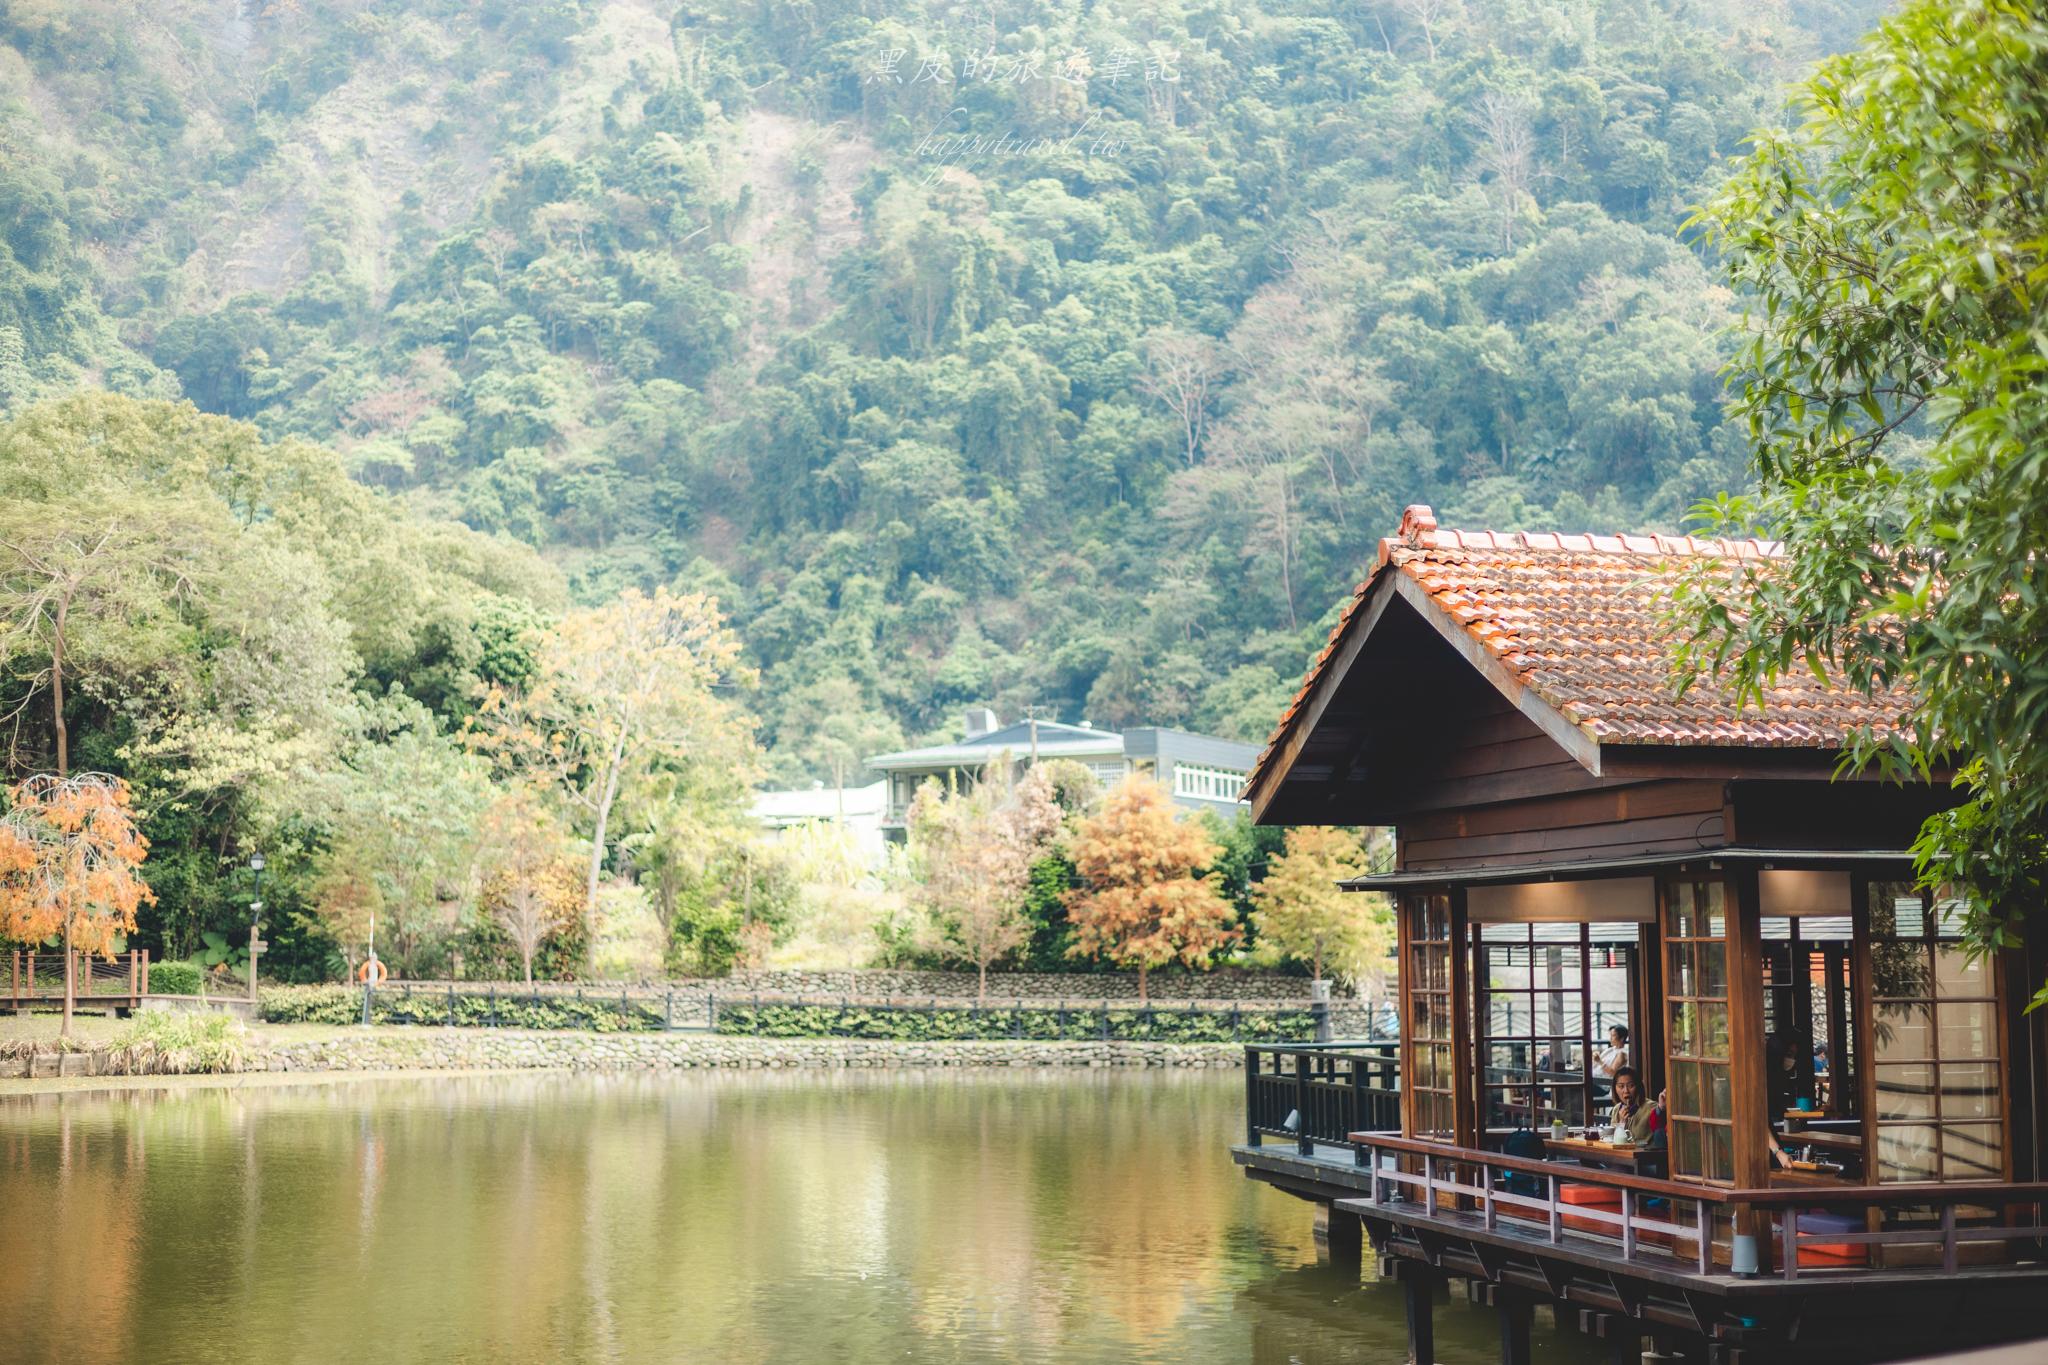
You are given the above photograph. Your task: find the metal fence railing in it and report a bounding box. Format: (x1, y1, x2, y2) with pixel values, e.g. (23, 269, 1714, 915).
(704, 996, 1334, 1043)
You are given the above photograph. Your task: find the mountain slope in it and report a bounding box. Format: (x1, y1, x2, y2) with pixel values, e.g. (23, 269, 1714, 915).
(0, 0, 1888, 781)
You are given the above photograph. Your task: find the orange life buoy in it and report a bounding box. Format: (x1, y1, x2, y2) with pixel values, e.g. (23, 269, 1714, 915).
(357, 958, 389, 984)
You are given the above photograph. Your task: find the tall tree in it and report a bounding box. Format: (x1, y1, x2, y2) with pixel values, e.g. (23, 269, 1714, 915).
(477, 785, 580, 985)
(471, 586, 753, 946)
(0, 773, 153, 1035)
(1683, 0, 2048, 1000)
(0, 510, 199, 778)
(1249, 826, 1387, 984)
(1065, 777, 1238, 1001)
(909, 764, 1065, 1001)
(1138, 330, 1227, 468)
(305, 693, 491, 977)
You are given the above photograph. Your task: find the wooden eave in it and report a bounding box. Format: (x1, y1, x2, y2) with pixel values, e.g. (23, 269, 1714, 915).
(1248, 569, 1882, 828)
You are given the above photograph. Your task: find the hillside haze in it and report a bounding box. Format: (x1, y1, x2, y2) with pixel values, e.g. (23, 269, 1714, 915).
(0, 0, 1885, 781)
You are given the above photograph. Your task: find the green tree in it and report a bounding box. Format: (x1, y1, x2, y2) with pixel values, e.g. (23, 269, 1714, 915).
(470, 586, 755, 946)
(1683, 0, 2048, 998)
(302, 693, 492, 977)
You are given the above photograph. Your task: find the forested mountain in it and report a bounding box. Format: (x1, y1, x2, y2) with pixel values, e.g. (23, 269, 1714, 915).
(0, 0, 1887, 780)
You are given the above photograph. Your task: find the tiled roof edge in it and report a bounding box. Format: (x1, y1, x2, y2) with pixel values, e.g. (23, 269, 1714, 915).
(1403, 527, 1784, 559)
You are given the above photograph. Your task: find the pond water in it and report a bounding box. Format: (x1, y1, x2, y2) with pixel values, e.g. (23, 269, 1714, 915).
(0, 1069, 1596, 1363)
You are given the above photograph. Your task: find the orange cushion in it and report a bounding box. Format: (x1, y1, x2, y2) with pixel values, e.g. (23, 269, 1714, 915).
(1774, 1212, 1868, 1267)
(1559, 1183, 1623, 1207)
(1794, 1243, 1866, 1265)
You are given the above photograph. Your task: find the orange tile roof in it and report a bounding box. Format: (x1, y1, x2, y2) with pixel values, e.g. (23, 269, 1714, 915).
(1248, 505, 1909, 792)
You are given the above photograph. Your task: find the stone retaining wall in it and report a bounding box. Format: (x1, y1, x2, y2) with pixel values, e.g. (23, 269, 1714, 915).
(0, 1034, 1253, 1078)
(247, 1033, 1246, 1072)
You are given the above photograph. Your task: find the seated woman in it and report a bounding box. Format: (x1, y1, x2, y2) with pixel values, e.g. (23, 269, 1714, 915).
(1593, 1024, 1631, 1080)
(1608, 1066, 1664, 1144)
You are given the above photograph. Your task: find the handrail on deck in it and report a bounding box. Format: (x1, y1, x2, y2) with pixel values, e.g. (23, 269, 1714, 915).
(1347, 1133, 2048, 1282)
(1244, 1041, 1401, 1158)
(7, 950, 151, 1007)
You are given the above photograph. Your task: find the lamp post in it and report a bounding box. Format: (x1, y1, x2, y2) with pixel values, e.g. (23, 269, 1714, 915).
(247, 853, 266, 1004)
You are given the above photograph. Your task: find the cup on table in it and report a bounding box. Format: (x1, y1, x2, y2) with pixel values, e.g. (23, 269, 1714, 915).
(1796, 1096, 1815, 1112)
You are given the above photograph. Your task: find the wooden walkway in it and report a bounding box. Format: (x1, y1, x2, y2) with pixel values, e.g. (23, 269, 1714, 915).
(6, 951, 151, 1012)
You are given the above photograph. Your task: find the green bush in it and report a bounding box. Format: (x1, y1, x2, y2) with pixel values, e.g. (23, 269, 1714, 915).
(146, 961, 204, 996)
(711, 1002, 1316, 1044)
(115, 1010, 248, 1073)
(259, 983, 669, 1032)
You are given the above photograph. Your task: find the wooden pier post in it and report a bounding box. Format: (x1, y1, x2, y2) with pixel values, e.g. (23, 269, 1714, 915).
(1394, 1261, 1436, 1364)
(1494, 1288, 1531, 1365)
(1313, 1202, 1362, 1272)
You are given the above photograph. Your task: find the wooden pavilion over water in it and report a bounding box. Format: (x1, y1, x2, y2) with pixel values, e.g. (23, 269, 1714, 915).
(1232, 507, 2048, 1364)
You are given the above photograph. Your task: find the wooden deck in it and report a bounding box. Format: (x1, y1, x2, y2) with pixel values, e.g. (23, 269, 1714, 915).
(1234, 1138, 2048, 1363)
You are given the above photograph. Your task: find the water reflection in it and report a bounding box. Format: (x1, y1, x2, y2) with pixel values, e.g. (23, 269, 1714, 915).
(0, 1070, 1590, 1363)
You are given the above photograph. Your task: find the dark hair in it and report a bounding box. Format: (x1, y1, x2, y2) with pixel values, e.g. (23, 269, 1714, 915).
(1612, 1066, 1640, 1086)
(1610, 1024, 1630, 1042)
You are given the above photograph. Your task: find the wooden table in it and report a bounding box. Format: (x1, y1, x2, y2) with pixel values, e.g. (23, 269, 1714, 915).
(1784, 1129, 1863, 1156)
(1544, 1136, 1666, 1175)
(1769, 1164, 1853, 1189)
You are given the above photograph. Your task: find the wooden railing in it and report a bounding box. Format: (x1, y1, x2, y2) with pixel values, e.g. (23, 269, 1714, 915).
(1349, 1133, 2048, 1281)
(6, 951, 151, 1007)
(1244, 1042, 1401, 1157)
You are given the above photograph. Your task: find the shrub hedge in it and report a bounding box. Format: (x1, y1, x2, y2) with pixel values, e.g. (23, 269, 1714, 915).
(711, 1002, 1316, 1044)
(146, 961, 204, 996)
(259, 983, 669, 1032)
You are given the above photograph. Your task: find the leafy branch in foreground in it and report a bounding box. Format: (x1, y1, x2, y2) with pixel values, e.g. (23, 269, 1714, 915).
(1677, 0, 2048, 1001)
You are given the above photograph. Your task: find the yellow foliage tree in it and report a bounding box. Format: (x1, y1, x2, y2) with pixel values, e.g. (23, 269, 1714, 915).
(1065, 777, 1238, 1001)
(469, 586, 754, 953)
(0, 773, 154, 1035)
(1250, 825, 1392, 984)
(478, 786, 582, 984)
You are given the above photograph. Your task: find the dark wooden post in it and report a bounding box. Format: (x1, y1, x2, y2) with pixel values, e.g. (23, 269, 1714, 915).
(1396, 894, 1416, 1140)
(1397, 1262, 1437, 1365)
(1315, 1202, 1362, 1272)
(1245, 1048, 1261, 1146)
(1726, 867, 1772, 1258)
(1495, 1287, 1532, 1365)
(1296, 1049, 1313, 1154)
(1449, 885, 1477, 1148)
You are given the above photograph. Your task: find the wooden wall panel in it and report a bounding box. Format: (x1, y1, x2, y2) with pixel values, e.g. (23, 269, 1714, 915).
(1397, 781, 1728, 872)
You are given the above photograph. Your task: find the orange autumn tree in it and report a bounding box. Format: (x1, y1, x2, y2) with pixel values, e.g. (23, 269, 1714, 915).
(1065, 777, 1238, 1002)
(0, 773, 154, 1035)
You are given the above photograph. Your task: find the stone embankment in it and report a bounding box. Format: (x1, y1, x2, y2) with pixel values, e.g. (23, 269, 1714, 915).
(248, 1033, 1247, 1073)
(0, 1034, 1252, 1078)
